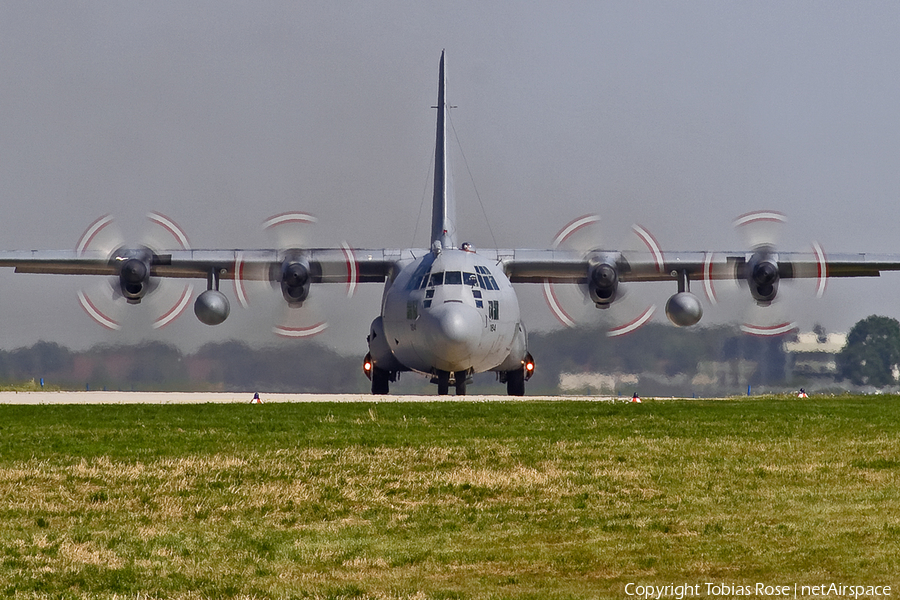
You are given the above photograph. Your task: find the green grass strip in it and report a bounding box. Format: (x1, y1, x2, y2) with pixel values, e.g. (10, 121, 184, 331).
(0, 397, 897, 599)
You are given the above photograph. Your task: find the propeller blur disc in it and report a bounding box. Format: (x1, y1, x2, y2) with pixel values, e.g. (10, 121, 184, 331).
(77, 284, 122, 331)
(76, 214, 120, 257)
(76, 213, 194, 330)
(543, 215, 658, 336)
(273, 302, 329, 338)
(262, 211, 318, 250)
(151, 283, 194, 329)
(236, 212, 330, 338)
(733, 210, 786, 250)
(708, 211, 826, 336)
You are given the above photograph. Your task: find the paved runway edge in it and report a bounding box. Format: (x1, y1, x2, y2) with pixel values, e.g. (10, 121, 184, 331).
(0, 391, 627, 404)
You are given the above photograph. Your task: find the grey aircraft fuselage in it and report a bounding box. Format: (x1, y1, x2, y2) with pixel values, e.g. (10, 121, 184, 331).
(363, 51, 532, 394)
(380, 247, 524, 376)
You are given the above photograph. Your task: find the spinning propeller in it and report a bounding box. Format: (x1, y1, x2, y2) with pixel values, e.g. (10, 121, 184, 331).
(542, 215, 660, 337)
(703, 211, 827, 336)
(234, 212, 357, 338)
(76, 212, 194, 330)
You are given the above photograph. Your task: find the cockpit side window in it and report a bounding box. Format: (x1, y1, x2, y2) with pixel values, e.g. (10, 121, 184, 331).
(407, 257, 435, 290)
(474, 266, 499, 290)
(408, 275, 424, 290)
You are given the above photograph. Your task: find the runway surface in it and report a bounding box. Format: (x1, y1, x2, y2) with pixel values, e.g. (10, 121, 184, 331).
(0, 391, 624, 404)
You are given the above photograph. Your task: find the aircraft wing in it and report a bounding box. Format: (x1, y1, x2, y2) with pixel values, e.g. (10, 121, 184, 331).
(488, 249, 900, 284)
(0, 248, 396, 283)
(0, 247, 401, 332)
(3, 247, 899, 285)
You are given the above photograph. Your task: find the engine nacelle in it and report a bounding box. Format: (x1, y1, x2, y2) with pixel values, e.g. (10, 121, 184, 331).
(367, 316, 404, 372)
(194, 289, 230, 326)
(665, 292, 703, 327)
(746, 252, 779, 305)
(280, 261, 310, 306)
(118, 257, 151, 304)
(589, 262, 619, 307)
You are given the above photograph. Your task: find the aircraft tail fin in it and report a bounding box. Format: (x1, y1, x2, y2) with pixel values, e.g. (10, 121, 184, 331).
(431, 51, 457, 250)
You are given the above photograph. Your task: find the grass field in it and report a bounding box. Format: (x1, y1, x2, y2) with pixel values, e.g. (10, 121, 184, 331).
(0, 397, 898, 599)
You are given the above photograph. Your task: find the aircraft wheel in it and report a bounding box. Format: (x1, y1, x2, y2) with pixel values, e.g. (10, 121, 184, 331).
(454, 371, 467, 396)
(507, 367, 525, 396)
(371, 367, 390, 395)
(437, 370, 451, 395)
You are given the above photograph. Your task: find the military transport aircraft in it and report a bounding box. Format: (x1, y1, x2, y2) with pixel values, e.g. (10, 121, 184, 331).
(2, 51, 900, 396)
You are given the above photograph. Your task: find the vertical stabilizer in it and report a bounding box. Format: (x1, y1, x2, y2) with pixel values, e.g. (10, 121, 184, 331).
(431, 51, 457, 250)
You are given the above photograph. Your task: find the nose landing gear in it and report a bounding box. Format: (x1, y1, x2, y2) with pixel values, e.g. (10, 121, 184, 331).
(432, 370, 472, 395)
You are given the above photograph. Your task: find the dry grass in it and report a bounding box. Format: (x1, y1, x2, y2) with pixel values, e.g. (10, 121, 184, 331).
(0, 398, 897, 598)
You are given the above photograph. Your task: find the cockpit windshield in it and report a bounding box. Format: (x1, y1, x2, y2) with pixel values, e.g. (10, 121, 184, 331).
(422, 268, 498, 290)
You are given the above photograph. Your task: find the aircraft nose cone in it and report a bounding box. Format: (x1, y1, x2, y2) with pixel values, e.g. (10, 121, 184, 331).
(435, 302, 481, 344)
(419, 301, 482, 369)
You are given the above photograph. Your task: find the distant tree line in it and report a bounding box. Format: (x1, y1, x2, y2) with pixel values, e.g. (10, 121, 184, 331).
(0, 324, 784, 395)
(0, 340, 365, 393)
(836, 315, 900, 387)
(2, 315, 898, 394)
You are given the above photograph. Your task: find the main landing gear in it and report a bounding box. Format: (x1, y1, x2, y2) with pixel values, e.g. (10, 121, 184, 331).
(501, 353, 535, 397)
(363, 353, 395, 395)
(365, 353, 535, 397)
(506, 367, 525, 396)
(371, 367, 391, 395)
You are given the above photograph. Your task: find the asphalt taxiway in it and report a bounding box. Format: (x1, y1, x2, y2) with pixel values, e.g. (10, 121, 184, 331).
(0, 392, 623, 404)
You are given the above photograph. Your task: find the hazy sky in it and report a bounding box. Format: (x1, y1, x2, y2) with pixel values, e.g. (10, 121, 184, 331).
(1, 2, 900, 354)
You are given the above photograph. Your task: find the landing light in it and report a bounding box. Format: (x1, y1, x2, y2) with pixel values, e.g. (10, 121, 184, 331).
(523, 353, 535, 381)
(362, 353, 374, 380)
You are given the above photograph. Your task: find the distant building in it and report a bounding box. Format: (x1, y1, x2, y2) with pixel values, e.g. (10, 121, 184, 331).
(558, 372, 638, 394)
(783, 330, 847, 381)
(692, 359, 757, 388)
